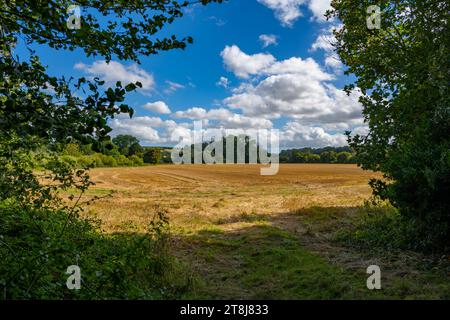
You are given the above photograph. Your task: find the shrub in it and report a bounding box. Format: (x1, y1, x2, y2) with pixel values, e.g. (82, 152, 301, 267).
(77, 156, 95, 168)
(143, 149, 162, 164)
(129, 155, 144, 166)
(0, 201, 191, 299)
(62, 143, 83, 157)
(335, 203, 443, 252)
(60, 155, 78, 167)
(99, 155, 117, 167)
(90, 154, 104, 168)
(115, 155, 132, 166)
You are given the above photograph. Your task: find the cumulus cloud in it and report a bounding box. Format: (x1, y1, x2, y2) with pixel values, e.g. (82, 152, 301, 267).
(308, 0, 331, 21)
(220, 45, 362, 145)
(263, 56, 333, 80)
(221, 45, 276, 79)
(257, 0, 307, 27)
(310, 25, 343, 71)
(142, 101, 171, 114)
(257, 0, 331, 26)
(110, 116, 162, 143)
(109, 115, 192, 145)
(281, 122, 348, 148)
(259, 34, 279, 48)
(174, 107, 273, 129)
(74, 60, 155, 93)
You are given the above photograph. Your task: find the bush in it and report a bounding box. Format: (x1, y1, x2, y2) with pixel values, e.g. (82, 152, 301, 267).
(129, 155, 144, 166)
(0, 201, 191, 299)
(89, 154, 104, 168)
(143, 149, 162, 164)
(335, 203, 444, 252)
(115, 155, 132, 166)
(60, 155, 78, 167)
(62, 143, 83, 157)
(77, 156, 95, 168)
(99, 155, 117, 167)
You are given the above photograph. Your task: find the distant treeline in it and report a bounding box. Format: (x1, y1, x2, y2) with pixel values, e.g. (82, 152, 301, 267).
(58, 134, 356, 167)
(59, 135, 172, 168)
(279, 146, 356, 164)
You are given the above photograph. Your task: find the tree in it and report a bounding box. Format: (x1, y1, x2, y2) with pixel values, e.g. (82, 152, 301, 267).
(337, 151, 352, 163)
(292, 151, 306, 163)
(0, 0, 224, 299)
(143, 148, 162, 164)
(0, 0, 222, 205)
(320, 151, 337, 163)
(329, 1, 450, 247)
(112, 135, 142, 156)
(128, 142, 144, 157)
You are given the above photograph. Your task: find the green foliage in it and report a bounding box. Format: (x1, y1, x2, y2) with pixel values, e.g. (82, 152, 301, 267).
(128, 143, 144, 157)
(99, 154, 117, 167)
(62, 143, 83, 157)
(320, 151, 337, 163)
(112, 135, 141, 156)
(329, 0, 450, 247)
(0, 201, 191, 299)
(337, 151, 353, 163)
(1, 0, 223, 63)
(0, 0, 223, 299)
(334, 203, 445, 252)
(143, 148, 162, 164)
(0, 135, 93, 210)
(129, 155, 144, 166)
(280, 147, 354, 163)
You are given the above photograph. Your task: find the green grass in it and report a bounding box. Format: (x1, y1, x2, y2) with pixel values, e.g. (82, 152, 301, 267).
(178, 224, 378, 299)
(174, 206, 450, 300)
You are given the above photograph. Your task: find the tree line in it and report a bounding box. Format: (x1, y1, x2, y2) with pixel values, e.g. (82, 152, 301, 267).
(58, 134, 170, 168)
(60, 135, 357, 166)
(279, 147, 356, 164)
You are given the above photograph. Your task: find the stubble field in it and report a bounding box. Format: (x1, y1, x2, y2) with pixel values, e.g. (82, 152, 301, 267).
(80, 164, 449, 299)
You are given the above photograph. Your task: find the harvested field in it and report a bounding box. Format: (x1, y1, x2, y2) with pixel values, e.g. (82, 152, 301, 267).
(80, 164, 449, 299)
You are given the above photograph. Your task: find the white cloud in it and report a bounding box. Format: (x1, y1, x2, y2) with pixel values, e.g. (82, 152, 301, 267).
(257, 0, 332, 26)
(216, 76, 230, 88)
(74, 60, 155, 93)
(110, 116, 162, 143)
(143, 101, 171, 114)
(164, 80, 185, 94)
(310, 25, 343, 71)
(311, 32, 334, 52)
(308, 0, 331, 22)
(221, 45, 362, 139)
(259, 34, 279, 48)
(110, 115, 193, 145)
(263, 57, 333, 80)
(281, 122, 348, 148)
(208, 16, 227, 26)
(221, 45, 276, 79)
(257, 0, 307, 27)
(174, 107, 273, 129)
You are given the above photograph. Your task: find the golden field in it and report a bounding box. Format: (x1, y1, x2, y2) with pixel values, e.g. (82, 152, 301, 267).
(86, 164, 376, 233)
(78, 164, 448, 299)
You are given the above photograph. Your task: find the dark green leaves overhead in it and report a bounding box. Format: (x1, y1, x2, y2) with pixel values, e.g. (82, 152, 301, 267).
(1, 0, 223, 62)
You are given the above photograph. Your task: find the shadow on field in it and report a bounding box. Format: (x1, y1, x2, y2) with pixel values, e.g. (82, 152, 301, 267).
(173, 206, 375, 300)
(173, 206, 450, 300)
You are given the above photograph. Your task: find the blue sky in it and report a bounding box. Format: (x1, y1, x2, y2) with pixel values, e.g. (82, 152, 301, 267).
(23, 0, 367, 149)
